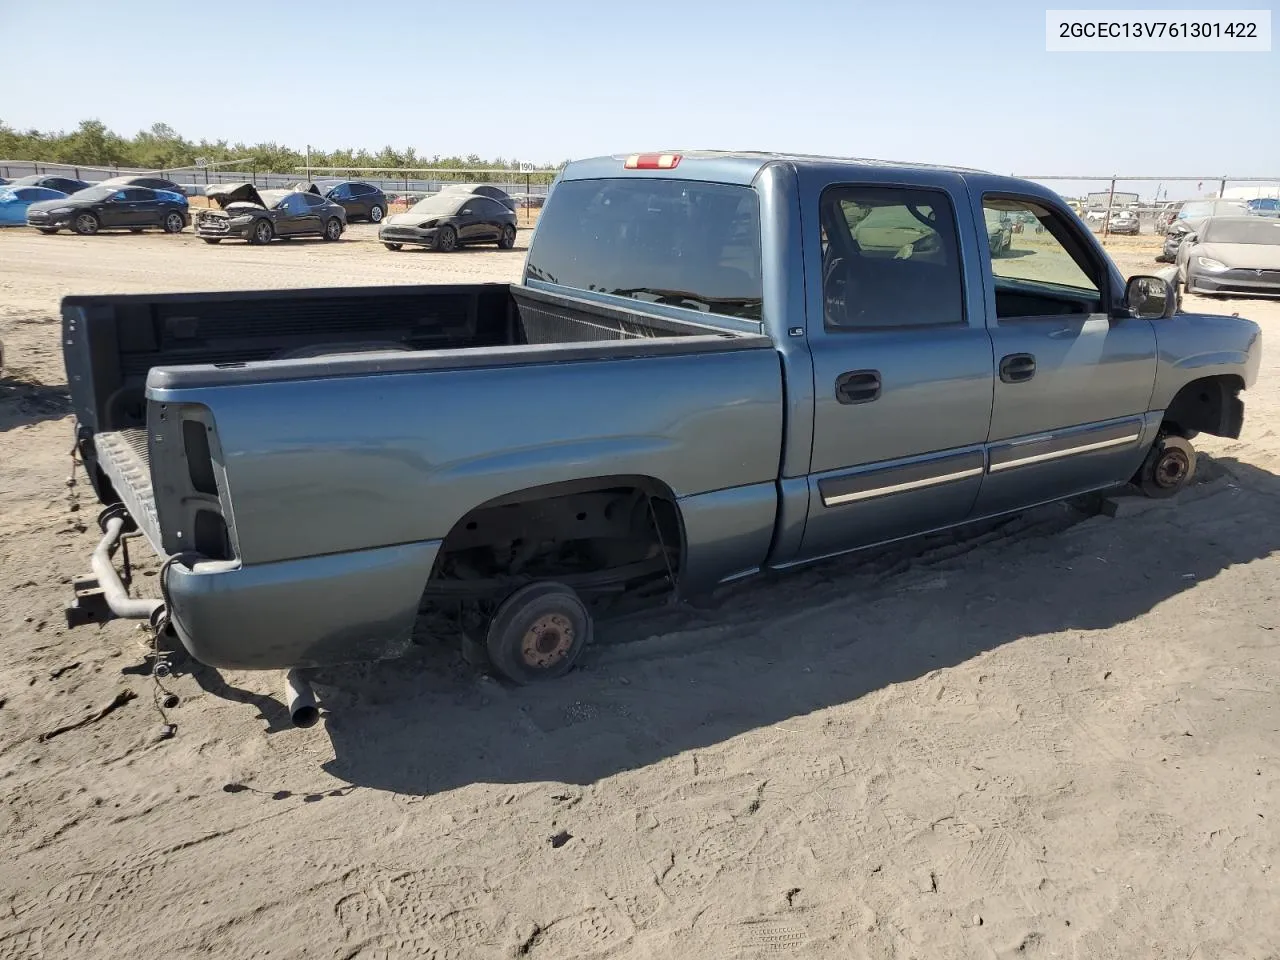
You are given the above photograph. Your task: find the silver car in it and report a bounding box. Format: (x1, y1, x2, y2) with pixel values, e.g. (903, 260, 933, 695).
(1177, 215, 1280, 297)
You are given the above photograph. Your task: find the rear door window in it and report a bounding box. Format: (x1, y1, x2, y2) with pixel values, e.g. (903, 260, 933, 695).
(820, 185, 966, 330)
(525, 177, 763, 321)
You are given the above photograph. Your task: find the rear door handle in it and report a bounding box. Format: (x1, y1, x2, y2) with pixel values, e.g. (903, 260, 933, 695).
(835, 369, 881, 404)
(999, 353, 1036, 383)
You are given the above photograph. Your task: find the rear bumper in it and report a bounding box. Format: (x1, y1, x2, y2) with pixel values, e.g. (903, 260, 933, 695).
(164, 541, 442, 669)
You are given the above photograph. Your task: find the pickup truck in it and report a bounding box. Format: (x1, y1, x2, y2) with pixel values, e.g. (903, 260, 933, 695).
(63, 151, 1262, 703)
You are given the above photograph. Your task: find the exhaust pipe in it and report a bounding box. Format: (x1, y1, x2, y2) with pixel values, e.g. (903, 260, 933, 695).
(285, 670, 320, 728)
(92, 515, 165, 621)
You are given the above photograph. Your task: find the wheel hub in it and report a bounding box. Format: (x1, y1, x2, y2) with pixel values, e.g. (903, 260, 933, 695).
(520, 613, 574, 668)
(1155, 448, 1189, 488)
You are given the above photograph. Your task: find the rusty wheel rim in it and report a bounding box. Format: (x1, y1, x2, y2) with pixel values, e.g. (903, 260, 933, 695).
(1155, 448, 1190, 488)
(520, 613, 575, 669)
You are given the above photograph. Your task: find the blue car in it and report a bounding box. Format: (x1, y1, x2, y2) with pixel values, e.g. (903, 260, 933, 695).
(1245, 197, 1280, 218)
(0, 185, 69, 226)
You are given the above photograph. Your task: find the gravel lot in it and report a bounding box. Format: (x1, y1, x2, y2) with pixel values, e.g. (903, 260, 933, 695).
(1, 225, 1278, 960)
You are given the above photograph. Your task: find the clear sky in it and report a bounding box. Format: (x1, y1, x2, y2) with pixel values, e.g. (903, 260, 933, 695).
(1, 0, 1276, 197)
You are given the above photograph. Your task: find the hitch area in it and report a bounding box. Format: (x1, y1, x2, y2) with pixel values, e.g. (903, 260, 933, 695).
(65, 504, 165, 628)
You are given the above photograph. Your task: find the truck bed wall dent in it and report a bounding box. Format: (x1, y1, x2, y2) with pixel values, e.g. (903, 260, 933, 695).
(150, 344, 784, 567)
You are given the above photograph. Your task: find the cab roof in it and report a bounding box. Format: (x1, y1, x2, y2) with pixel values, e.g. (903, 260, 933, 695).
(560, 150, 993, 186)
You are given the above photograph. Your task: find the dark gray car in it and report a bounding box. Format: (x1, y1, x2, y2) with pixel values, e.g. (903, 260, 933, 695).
(195, 183, 347, 244)
(296, 180, 388, 223)
(379, 192, 517, 251)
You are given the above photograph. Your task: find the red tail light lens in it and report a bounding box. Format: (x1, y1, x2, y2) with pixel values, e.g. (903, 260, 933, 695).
(624, 153, 682, 170)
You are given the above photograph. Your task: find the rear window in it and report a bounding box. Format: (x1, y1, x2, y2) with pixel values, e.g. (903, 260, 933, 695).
(525, 178, 763, 321)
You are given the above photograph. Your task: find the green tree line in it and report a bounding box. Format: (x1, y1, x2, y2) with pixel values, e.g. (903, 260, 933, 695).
(0, 119, 565, 183)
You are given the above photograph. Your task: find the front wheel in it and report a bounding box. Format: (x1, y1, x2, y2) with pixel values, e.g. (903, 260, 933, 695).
(73, 212, 100, 236)
(37, 228, 58, 235)
(1136, 435, 1197, 499)
(485, 582, 591, 684)
(130, 228, 143, 234)
(323, 217, 343, 241)
(497, 223, 516, 249)
(369, 205, 384, 223)
(383, 242, 402, 251)
(202, 238, 221, 245)
(434, 224, 457, 252)
(249, 219, 274, 244)
(163, 211, 185, 234)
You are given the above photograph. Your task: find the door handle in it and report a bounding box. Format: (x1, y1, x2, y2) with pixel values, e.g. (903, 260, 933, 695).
(999, 353, 1036, 383)
(835, 369, 881, 404)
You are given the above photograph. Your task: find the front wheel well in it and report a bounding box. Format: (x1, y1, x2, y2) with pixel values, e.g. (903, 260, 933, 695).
(1161, 375, 1245, 440)
(428, 476, 685, 605)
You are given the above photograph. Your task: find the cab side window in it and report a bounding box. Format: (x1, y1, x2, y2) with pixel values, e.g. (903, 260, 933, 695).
(981, 196, 1103, 318)
(821, 185, 966, 330)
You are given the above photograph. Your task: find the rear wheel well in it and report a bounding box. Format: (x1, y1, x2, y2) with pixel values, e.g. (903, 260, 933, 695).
(427, 476, 685, 609)
(1162, 375, 1245, 439)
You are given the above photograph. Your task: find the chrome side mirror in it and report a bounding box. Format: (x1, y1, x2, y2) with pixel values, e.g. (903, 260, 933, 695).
(1125, 275, 1177, 319)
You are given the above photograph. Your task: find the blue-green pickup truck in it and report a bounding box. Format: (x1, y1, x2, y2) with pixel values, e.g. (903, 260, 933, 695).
(63, 151, 1261, 707)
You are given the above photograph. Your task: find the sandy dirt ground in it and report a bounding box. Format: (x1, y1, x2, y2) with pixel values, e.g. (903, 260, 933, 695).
(1, 224, 1278, 960)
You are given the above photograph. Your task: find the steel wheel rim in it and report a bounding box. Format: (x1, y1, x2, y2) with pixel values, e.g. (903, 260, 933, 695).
(371, 206, 382, 222)
(1155, 449, 1189, 488)
(503, 225, 515, 245)
(327, 219, 341, 239)
(520, 613, 575, 669)
(439, 228, 455, 251)
(256, 222, 271, 243)
(166, 213, 182, 232)
(77, 214, 97, 234)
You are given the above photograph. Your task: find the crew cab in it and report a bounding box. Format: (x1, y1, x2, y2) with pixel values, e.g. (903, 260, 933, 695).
(62, 151, 1261, 694)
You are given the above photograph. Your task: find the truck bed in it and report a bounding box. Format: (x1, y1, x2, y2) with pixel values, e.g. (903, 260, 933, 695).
(66, 282, 769, 558)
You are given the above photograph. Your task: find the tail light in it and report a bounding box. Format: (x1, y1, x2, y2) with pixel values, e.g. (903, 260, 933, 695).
(624, 153, 681, 170)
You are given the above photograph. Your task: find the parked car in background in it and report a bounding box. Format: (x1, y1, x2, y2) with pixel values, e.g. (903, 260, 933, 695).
(296, 180, 387, 222)
(1107, 209, 1140, 235)
(99, 175, 188, 197)
(439, 182, 517, 211)
(196, 183, 346, 244)
(7, 174, 92, 195)
(25, 185, 189, 235)
(0, 185, 69, 226)
(983, 208, 1012, 254)
(379, 191, 517, 251)
(1157, 199, 1250, 262)
(1245, 198, 1280, 217)
(1177, 215, 1280, 297)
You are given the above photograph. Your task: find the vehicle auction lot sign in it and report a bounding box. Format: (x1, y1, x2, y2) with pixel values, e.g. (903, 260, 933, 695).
(1046, 9, 1271, 51)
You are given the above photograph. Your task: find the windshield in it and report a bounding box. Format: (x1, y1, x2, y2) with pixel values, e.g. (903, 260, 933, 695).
(258, 190, 289, 208)
(1180, 200, 1244, 219)
(1203, 219, 1280, 245)
(409, 193, 468, 215)
(70, 186, 114, 201)
(0, 190, 15, 203)
(524, 177, 763, 321)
